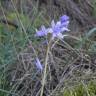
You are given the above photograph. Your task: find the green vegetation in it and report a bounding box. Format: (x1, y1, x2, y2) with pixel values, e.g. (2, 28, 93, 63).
(0, 9, 46, 96)
(62, 81, 96, 96)
(0, 0, 96, 96)
(92, 0, 96, 17)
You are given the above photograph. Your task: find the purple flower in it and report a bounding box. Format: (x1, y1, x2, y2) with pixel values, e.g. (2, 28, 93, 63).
(60, 15, 69, 23)
(35, 15, 70, 39)
(60, 15, 70, 28)
(50, 19, 69, 39)
(35, 25, 47, 37)
(50, 20, 63, 38)
(35, 58, 43, 71)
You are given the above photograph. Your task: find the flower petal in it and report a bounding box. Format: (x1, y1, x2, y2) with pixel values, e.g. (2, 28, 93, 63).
(51, 20, 55, 28)
(57, 32, 64, 39)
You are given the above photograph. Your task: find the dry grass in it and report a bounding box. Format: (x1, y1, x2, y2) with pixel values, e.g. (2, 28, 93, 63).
(0, 0, 96, 96)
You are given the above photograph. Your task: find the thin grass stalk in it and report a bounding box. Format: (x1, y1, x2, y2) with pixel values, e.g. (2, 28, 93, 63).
(40, 39, 52, 96)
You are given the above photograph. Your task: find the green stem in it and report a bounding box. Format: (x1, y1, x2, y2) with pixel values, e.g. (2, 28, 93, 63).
(40, 40, 51, 96)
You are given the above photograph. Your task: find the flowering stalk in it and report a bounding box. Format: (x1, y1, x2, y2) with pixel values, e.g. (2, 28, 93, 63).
(34, 15, 70, 95)
(40, 38, 52, 96)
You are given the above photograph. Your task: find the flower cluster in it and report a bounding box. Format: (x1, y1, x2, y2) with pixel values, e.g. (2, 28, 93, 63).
(34, 15, 70, 71)
(35, 15, 70, 39)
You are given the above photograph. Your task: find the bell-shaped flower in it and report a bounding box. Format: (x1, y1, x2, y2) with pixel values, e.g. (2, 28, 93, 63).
(50, 20, 63, 38)
(35, 57, 43, 71)
(35, 25, 47, 37)
(50, 19, 69, 39)
(60, 15, 70, 29)
(60, 15, 69, 23)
